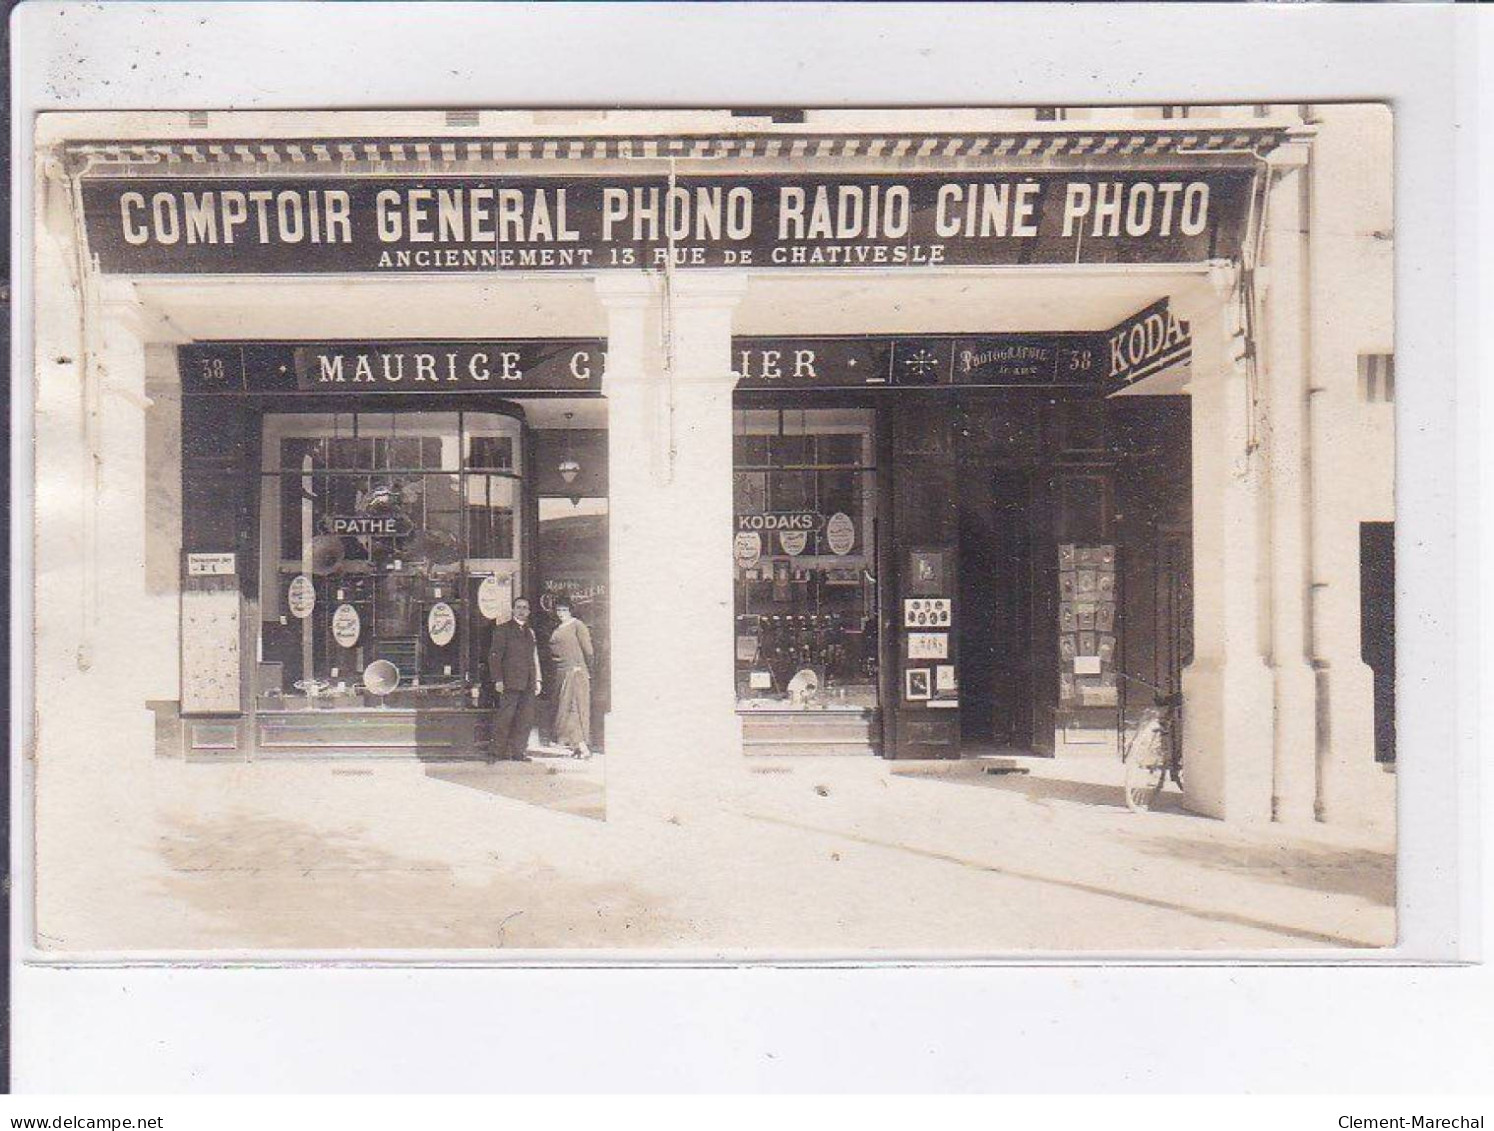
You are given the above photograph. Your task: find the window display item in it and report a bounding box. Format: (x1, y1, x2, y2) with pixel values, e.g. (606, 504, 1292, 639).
(331, 603, 362, 648)
(734, 531, 762, 569)
(905, 667, 932, 701)
(362, 658, 401, 701)
(907, 632, 949, 660)
(903, 598, 951, 627)
(1056, 544, 1119, 714)
(1059, 604, 1078, 634)
(427, 601, 457, 647)
(287, 574, 316, 619)
(787, 668, 820, 705)
(825, 512, 855, 555)
(478, 573, 511, 621)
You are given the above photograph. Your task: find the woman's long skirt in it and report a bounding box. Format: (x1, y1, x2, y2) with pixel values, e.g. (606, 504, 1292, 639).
(554, 664, 592, 749)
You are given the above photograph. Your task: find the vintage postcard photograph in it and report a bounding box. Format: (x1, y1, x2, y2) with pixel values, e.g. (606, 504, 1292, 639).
(26, 104, 1396, 955)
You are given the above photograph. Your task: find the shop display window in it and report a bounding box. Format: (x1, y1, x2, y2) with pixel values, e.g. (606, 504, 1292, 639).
(256, 411, 522, 711)
(733, 407, 879, 712)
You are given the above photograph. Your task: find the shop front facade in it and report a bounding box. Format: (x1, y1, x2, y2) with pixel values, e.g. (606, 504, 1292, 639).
(729, 334, 1194, 767)
(32, 106, 1394, 828)
(175, 340, 608, 757)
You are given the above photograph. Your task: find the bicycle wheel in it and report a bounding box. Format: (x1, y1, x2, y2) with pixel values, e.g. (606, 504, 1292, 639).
(1123, 733, 1168, 813)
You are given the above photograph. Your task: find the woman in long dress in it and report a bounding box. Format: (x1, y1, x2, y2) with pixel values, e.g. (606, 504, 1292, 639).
(548, 599, 594, 758)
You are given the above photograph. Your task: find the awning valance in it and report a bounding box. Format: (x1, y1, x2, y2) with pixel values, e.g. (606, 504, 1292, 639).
(62, 126, 1297, 178)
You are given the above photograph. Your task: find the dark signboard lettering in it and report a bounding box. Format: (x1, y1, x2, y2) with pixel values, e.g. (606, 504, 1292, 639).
(178, 340, 605, 396)
(1105, 298, 1191, 389)
(732, 335, 1104, 389)
(734, 339, 893, 387)
(83, 172, 1250, 275)
(954, 335, 1100, 386)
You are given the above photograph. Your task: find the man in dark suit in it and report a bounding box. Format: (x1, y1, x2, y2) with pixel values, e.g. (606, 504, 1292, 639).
(486, 597, 543, 762)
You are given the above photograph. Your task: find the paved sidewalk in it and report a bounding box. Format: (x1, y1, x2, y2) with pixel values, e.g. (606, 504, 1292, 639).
(32, 746, 1395, 954)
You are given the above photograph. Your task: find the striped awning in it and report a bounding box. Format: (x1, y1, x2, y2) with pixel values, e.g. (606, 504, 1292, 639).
(63, 127, 1293, 176)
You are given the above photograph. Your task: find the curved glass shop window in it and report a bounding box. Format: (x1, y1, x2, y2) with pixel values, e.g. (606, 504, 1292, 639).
(256, 411, 522, 711)
(733, 407, 879, 712)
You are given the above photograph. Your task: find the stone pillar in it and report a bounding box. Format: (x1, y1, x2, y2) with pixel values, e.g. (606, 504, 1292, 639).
(1309, 357, 1386, 824)
(596, 272, 748, 818)
(1176, 269, 1276, 822)
(88, 287, 162, 749)
(1259, 145, 1321, 825)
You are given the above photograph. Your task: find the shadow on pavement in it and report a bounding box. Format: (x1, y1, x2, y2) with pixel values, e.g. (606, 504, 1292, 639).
(422, 756, 605, 821)
(891, 759, 1192, 814)
(1123, 832, 1396, 908)
(152, 809, 661, 948)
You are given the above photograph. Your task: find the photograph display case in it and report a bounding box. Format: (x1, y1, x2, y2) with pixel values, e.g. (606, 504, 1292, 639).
(1056, 542, 1118, 709)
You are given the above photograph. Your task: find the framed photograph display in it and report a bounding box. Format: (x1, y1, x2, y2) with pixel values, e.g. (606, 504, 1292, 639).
(904, 667, 933, 702)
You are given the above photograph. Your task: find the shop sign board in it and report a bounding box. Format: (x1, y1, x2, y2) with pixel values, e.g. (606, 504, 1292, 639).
(82, 172, 1250, 276)
(178, 340, 604, 396)
(287, 574, 316, 619)
(1104, 298, 1191, 390)
(732, 335, 1104, 389)
(331, 603, 362, 648)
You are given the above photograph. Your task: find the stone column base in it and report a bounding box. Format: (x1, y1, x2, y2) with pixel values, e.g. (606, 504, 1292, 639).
(1181, 654, 1275, 823)
(1272, 659, 1321, 825)
(602, 705, 746, 823)
(1315, 659, 1392, 829)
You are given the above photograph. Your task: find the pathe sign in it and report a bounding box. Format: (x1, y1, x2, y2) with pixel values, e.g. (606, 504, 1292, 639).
(83, 171, 1250, 275)
(329, 515, 414, 538)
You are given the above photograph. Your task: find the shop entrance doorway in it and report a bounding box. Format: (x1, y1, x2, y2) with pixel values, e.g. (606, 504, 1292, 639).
(959, 470, 1036, 752)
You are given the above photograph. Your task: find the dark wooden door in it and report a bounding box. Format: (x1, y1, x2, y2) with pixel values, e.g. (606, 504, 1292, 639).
(960, 471, 1034, 749)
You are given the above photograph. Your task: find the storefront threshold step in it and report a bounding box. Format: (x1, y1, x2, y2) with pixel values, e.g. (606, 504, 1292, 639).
(249, 749, 481, 761)
(740, 709, 877, 721)
(257, 741, 458, 752)
(743, 721, 875, 740)
(743, 742, 878, 757)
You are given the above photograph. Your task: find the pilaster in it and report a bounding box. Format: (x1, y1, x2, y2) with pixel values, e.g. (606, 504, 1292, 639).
(1175, 270, 1275, 823)
(596, 272, 750, 819)
(1259, 145, 1321, 824)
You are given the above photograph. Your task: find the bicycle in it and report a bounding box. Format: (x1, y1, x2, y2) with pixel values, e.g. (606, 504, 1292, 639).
(1116, 673, 1183, 813)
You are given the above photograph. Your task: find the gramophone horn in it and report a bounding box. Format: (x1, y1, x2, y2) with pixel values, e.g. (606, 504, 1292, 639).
(363, 659, 400, 697)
